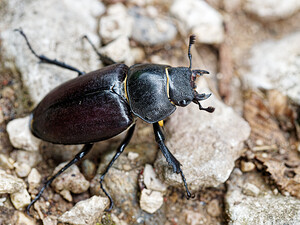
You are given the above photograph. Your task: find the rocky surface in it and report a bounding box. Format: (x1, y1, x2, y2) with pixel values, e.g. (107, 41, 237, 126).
(226, 170, 300, 225)
(242, 32, 300, 104)
(0, 0, 104, 104)
(58, 196, 108, 225)
(244, 0, 300, 21)
(155, 82, 251, 190)
(0, 0, 299, 224)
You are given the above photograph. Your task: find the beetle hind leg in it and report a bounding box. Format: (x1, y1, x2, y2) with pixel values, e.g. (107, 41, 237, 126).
(153, 123, 194, 199)
(99, 124, 136, 211)
(15, 28, 85, 76)
(26, 143, 93, 216)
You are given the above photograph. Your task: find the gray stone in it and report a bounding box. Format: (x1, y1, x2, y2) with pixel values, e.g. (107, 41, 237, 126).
(15, 150, 42, 168)
(14, 162, 31, 178)
(99, 3, 133, 44)
(140, 188, 164, 214)
(244, 0, 300, 22)
(143, 164, 167, 192)
(58, 196, 108, 225)
(0, 170, 26, 194)
(6, 116, 41, 151)
(226, 171, 300, 225)
(51, 162, 90, 194)
(242, 32, 300, 104)
(99, 36, 134, 65)
(10, 188, 31, 210)
(155, 80, 251, 190)
(0, 153, 14, 169)
(130, 8, 177, 45)
(0, 0, 105, 104)
(170, 0, 224, 44)
(27, 168, 42, 192)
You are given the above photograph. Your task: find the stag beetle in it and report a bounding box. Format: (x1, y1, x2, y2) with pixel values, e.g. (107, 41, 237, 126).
(15, 29, 214, 215)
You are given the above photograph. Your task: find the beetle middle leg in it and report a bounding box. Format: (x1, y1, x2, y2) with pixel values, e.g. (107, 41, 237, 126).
(153, 123, 193, 199)
(99, 124, 136, 211)
(26, 143, 93, 216)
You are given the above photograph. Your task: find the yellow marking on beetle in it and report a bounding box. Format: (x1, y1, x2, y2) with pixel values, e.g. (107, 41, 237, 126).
(158, 120, 164, 127)
(165, 68, 170, 98)
(165, 67, 175, 105)
(124, 75, 129, 102)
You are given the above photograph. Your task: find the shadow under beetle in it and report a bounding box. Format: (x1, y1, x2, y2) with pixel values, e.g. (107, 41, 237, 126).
(15, 29, 215, 215)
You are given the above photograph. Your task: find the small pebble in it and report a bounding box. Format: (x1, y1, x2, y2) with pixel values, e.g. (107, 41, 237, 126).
(16, 150, 42, 168)
(242, 183, 261, 197)
(14, 211, 36, 225)
(127, 152, 139, 161)
(140, 188, 163, 214)
(143, 164, 167, 192)
(59, 196, 108, 225)
(99, 3, 133, 43)
(240, 161, 255, 172)
(0, 170, 26, 194)
(0, 154, 14, 169)
(60, 189, 73, 202)
(207, 199, 221, 217)
(51, 162, 90, 194)
(10, 188, 31, 209)
(100, 36, 134, 65)
(28, 168, 42, 191)
(14, 162, 31, 178)
(6, 116, 41, 151)
(81, 159, 96, 180)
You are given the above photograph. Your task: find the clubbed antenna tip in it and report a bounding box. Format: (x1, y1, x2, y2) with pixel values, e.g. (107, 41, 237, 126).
(188, 35, 196, 69)
(189, 34, 196, 45)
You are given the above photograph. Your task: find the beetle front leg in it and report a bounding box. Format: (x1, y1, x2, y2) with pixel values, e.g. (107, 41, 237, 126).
(99, 124, 136, 211)
(82, 35, 116, 66)
(153, 123, 193, 199)
(15, 28, 85, 76)
(26, 143, 93, 216)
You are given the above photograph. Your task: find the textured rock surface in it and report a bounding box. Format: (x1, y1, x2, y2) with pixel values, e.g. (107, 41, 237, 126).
(244, 0, 300, 21)
(51, 163, 90, 195)
(155, 81, 251, 189)
(58, 196, 108, 225)
(6, 116, 41, 151)
(0, 0, 105, 104)
(0, 170, 26, 194)
(171, 0, 224, 44)
(226, 170, 300, 225)
(242, 32, 300, 104)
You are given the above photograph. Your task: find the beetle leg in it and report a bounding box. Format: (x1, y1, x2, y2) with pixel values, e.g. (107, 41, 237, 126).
(26, 143, 93, 216)
(99, 124, 136, 211)
(15, 28, 85, 76)
(153, 123, 193, 199)
(82, 35, 116, 66)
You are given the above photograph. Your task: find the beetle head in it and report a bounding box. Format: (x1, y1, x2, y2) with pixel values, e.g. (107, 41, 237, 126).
(168, 35, 214, 113)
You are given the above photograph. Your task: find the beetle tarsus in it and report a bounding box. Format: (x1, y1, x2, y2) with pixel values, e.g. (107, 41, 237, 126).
(98, 125, 135, 210)
(15, 28, 85, 75)
(26, 144, 93, 215)
(153, 123, 193, 198)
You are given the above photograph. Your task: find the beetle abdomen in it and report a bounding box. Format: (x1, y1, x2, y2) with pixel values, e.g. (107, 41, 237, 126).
(127, 64, 176, 123)
(31, 64, 133, 144)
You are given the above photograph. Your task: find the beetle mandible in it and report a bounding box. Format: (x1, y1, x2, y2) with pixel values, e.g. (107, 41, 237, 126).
(15, 29, 214, 215)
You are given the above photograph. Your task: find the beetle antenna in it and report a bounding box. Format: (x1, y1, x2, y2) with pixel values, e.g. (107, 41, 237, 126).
(188, 35, 196, 69)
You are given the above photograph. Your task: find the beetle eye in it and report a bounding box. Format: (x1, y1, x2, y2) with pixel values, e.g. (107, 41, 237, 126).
(179, 99, 188, 106)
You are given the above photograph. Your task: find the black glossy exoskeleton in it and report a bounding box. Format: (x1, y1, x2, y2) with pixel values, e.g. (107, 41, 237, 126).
(15, 29, 214, 215)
